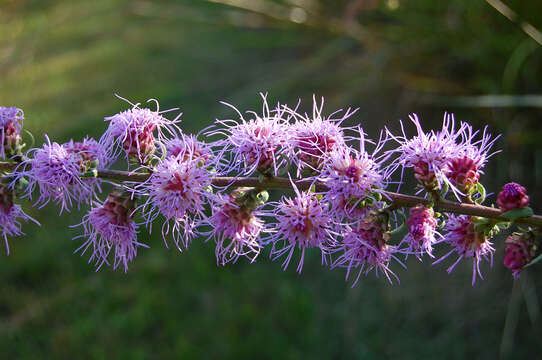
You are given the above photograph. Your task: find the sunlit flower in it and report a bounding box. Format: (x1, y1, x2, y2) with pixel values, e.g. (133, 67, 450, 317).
(14, 135, 93, 213)
(165, 133, 213, 164)
(208, 94, 291, 176)
(268, 186, 333, 273)
(318, 134, 386, 218)
(74, 189, 146, 272)
(100, 97, 181, 164)
(137, 155, 213, 250)
(288, 96, 356, 172)
(387, 113, 463, 192)
(206, 192, 263, 265)
(64, 137, 112, 169)
(434, 215, 494, 285)
(445, 125, 499, 193)
(0, 106, 24, 159)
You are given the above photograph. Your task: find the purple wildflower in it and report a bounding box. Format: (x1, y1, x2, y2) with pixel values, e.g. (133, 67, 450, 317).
(137, 154, 212, 250)
(288, 96, 356, 172)
(14, 135, 93, 212)
(206, 192, 263, 266)
(74, 189, 146, 272)
(445, 125, 499, 193)
(209, 94, 291, 176)
(64, 137, 112, 169)
(268, 186, 334, 273)
(504, 232, 537, 278)
(164, 133, 213, 166)
(434, 215, 494, 285)
(332, 214, 402, 285)
(100, 97, 181, 164)
(0, 106, 24, 159)
(0, 185, 39, 254)
(387, 113, 463, 192)
(497, 182, 529, 212)
(403, 205, 439, 258)
(318, 136, 386, 218)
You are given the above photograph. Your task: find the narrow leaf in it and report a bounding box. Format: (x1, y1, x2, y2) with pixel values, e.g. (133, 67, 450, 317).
(526, 253, 542, 268)
(501, 207, 534, 220)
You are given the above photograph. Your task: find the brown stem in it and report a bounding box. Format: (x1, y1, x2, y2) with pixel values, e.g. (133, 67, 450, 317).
(1, 161, 541, 227)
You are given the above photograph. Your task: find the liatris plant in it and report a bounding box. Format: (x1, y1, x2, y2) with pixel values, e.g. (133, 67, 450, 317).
(1, 94, 541, 286)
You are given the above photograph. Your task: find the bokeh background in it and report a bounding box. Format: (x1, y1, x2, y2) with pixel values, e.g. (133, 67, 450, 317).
(1, 0, 541, 358)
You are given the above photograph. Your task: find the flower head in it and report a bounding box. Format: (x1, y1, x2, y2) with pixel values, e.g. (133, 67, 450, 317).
(268, 187, 333, 273)
(100, 98, 181, 164)
(137, 155, 212, 250)
(319, 138, 385, 218)
(0, 106, 24, 159)
(0, 185, 39, 254)
(504, 232, 537, 278)
(64, 137, 112, 169)
(388, 113, 463, 191)
(165, 134, 212, 163)
(209, 94, 291, 176)
(288, 96, 355, 172)
(74, 189, 147, 272)
(403, 205, 439, 258)
(332, 214, 402, 285)
(206, 190, 264, 265)
(445, 125, 499, 193)
(14, 135, 94, 212)
(435, 215, 495, 285)
(497, 182, 530, 212)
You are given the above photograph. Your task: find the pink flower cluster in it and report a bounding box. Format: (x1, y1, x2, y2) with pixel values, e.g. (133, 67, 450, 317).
(0, 95, 538, 285)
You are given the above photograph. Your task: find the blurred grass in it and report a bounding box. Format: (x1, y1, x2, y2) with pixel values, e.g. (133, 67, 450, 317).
(1, 0, 542, 359)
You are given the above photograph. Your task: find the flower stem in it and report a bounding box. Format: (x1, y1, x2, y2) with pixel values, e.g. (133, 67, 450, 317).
(1, 161, 541, 227)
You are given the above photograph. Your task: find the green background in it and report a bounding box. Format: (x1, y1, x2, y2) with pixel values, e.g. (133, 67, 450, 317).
(1, 0, 541, 358)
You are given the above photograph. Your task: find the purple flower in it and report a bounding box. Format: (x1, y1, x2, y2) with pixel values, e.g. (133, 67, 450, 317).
(387, 113, 463, 191)
(268, 187, 333, 273)
(0, 185, 39, 254)
(64, 137, 113, 169)
(288, 96, 356, 172)
(14, 135, 94, 213)
(434, 215, 494, 285)
(504, 232, 537, 278)
(74, 190, 147, 272)
(0, 106, 24, 159)
(318, 136, 386, 218)
(497, 182, 529, 212)
(332, 215, 402, 285)
(445, 125, 499, 193)
(209, 94, 291, 176)
(137, 155, 213, 250)
(403, 205, 439, 258)
(206, 193, 263, 266)
(165, 134, 213, 164)
(100, 98, 181, 164)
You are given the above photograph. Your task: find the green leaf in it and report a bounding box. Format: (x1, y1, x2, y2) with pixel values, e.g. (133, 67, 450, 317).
(389, 223, 406, 236)
(475, 183, 486, 204)
(501, 207, 534, 220)
(526, 253, 542, 268)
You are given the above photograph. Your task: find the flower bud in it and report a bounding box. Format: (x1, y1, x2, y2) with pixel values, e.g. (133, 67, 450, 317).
(445, 155, 480, 192)
(504, 232, 537, 278)
(0, 106, 24, 159)
(413, 161, 438, 190)
(405, 205, 438, 257)
(497, 182, 529, 212)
